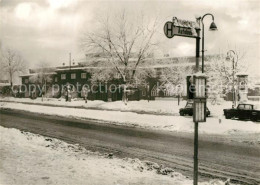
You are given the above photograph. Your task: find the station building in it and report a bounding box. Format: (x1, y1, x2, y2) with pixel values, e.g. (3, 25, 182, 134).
(19, 55, 199, 101)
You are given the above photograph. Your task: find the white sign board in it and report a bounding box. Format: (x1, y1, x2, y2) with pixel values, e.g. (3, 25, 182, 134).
(164, 17, 199, 39)
(193, 99, 206, 122)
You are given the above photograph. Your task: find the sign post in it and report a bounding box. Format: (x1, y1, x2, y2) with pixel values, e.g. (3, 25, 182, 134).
(164, 17, 203, 185)
(193, 74, 207, 185)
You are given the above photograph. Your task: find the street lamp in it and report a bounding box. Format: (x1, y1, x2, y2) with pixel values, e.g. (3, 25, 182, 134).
(226, 50, 238, 107)
(200, 13, 218, 73)
(192, 13, 217, 185)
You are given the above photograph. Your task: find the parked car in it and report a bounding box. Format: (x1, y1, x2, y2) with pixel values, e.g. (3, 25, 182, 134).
(179, 101, 210, 117)
(223, 104, 260, 121)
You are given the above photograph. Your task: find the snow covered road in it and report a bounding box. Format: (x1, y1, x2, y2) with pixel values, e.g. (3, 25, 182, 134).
(0, 102, 259, 135)
(1, 109, 259, 184)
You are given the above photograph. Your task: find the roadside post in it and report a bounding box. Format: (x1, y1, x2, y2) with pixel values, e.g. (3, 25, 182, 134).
(193, 74, 207, 185)
(164, 14, 217, 185)
(164, 18, 201, 185)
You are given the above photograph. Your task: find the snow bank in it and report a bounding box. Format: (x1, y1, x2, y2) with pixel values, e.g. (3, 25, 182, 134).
(0, 126, 228, 185)
(2, 97, 259, 117)
(0, 97, 185, 115)
(1, 102, 259, 135)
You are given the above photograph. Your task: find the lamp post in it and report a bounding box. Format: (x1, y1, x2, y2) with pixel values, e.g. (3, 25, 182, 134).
(193, 13, 217, 185)
(200, 13, 218, 73)
(226, 50, 238, 108)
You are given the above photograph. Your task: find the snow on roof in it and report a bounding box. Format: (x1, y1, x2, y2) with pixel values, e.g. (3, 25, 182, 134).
(20, 72, 56, 77)
(236, 72, 248, 76)
(19, 74, 35, 77)
(55, 67, 93, 71)
(0, 83, 11, 86)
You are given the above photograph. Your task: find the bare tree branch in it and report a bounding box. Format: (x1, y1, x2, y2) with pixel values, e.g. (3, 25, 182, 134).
(1, 48, 26, 87)
(80, 10, 158, 85)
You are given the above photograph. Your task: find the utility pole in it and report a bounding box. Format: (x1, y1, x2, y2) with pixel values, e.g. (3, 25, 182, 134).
(69, 52, 71, 70)
(194, 18, 200, 185)
(194, 14, 217, 185)
(163, 16, 217, 185)
(194, 121, 198, 185)
(233, 57, 235, 107)
(195, 18, 201, 73)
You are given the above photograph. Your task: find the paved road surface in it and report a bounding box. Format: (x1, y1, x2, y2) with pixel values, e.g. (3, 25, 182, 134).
(0, 109, 259, 184)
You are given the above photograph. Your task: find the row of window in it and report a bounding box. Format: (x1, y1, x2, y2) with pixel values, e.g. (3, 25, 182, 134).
(23, 73, 87, 84)
(61, 73, 87, 80)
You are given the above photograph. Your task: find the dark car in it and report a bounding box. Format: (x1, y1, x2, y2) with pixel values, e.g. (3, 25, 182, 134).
(179, 102, 210, 117)
(223, 104, 260, 121)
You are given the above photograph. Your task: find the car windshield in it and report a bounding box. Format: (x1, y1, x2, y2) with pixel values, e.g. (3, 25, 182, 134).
(254, 104, 260, 110)
(186, 103, 193, 108)
(238, 104, 253, 110)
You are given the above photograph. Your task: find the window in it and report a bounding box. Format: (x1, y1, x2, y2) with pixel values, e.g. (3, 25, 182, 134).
(54, 77, 58, 82)
(81, 73, 87, 79)
(245, 105, 253, 110)
(238, 104, 245, 109)
(24, 79, 29, 84)
(61, 74, 66, 80)
(71, 73, 76, 79)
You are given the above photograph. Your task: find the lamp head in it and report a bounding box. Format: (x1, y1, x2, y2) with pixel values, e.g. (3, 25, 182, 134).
(209, 21, 217, 30)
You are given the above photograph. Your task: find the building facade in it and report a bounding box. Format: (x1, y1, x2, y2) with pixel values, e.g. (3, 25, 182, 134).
(19, 55, 218, 101)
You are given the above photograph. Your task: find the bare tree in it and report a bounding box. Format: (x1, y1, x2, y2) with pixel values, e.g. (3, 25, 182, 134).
(29, 62, 54, 101)
(1, 48, 26, 87)
(81, 10, 159, 102)
(159, 57, 194, 104)
(206, 51, 249, 97)
(85, 59, 156, 85)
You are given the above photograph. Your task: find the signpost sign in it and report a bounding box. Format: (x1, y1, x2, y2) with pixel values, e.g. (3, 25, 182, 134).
(163, 17, 204, 185)
(193, 99, 206, 122)
(163, 17, 199, 38)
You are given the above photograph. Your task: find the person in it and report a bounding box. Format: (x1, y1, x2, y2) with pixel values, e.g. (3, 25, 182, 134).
(147, 84, 150, 102)
(82, 86, 89, 103)
(64, 86, 68, 102)
(67, 85, 71, 102)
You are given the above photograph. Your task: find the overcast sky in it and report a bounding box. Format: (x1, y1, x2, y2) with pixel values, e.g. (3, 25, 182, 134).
(0, 0, 259, 75)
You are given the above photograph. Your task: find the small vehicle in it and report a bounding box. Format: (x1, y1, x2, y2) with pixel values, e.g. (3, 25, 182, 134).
(223, 104, 260, 121)
(179, 101, 210, 117)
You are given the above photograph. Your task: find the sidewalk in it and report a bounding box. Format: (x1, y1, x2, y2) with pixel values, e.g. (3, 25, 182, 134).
(0, 97, 240, 117)
(0, 97, 183, 116)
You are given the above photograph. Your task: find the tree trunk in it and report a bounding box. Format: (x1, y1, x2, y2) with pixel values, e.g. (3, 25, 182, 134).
(10, 73, 13, 88)
(121, 80, 128, 105)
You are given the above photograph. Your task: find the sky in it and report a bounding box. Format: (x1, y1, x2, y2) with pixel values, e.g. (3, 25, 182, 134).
(0, 0, 259, 75)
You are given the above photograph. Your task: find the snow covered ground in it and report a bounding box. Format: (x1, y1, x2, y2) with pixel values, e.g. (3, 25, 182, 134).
(1, 102, 259, 135)
(1, 97, 259, 114)
(1, 97, 259, 117)
(0, 126, 229, 185)
(0, 97, 185, 115)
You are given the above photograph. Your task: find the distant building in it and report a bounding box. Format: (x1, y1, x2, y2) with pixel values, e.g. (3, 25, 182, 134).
(19, 55, 226, 101)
